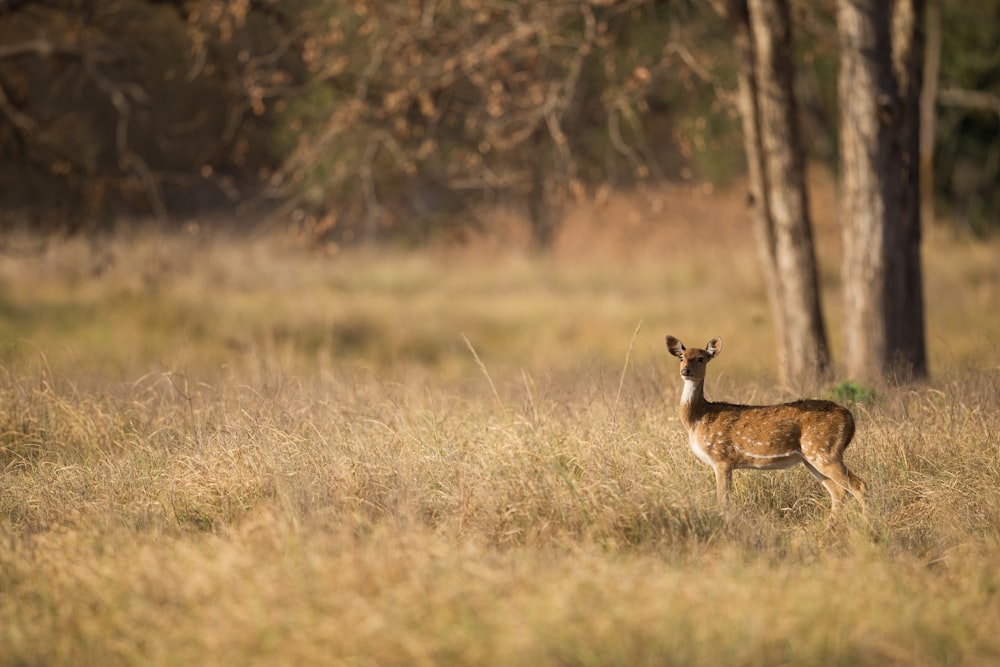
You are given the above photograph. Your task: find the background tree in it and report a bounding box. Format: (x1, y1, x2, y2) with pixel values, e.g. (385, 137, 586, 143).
(0, 0, 293, 228)
(270, 0, 690, 249)
(837, 0, 928, 384)
(715, 0, 830, 388)
(919, 0, 940, 231)
(1, 0, 997, 252)
(934, 0, 1000, 237)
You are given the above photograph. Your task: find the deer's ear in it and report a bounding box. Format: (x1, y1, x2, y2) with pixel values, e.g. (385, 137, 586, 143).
(705, 337, 722, 358)
(665, 335, 685, 358)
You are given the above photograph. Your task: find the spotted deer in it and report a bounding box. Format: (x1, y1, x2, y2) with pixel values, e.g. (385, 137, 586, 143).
(665, 335, 866, 514)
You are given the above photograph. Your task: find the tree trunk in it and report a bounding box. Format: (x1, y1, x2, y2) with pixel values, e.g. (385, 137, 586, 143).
(729, 0, 788, 380)
(920, 0, 940, 231)
(889, 0, 929, 379)
(527, 171, 564, 251)
(838, 0, 928, 385)
(725, 0, 831, 388)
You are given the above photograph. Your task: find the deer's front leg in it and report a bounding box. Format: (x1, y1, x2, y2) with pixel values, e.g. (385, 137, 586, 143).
(714, 464, 733, 507)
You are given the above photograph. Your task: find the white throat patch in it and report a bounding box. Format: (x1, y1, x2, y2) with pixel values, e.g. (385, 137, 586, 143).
(680, 378, 700, 405)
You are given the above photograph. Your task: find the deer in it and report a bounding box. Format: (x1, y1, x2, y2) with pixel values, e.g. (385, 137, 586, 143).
(665, 335, 866, 514)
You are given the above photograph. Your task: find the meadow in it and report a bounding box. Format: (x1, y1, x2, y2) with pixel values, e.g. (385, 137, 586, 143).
(2, 181, 1000, 666)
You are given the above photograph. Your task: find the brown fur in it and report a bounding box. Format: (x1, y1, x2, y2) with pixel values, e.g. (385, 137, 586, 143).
(666, 335, 866, 513)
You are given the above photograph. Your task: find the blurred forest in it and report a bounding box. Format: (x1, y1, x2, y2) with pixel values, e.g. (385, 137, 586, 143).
(0, 0, 998, 242)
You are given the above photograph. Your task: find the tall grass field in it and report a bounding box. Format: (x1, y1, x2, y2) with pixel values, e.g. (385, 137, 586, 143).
(2, 184, 1000, 665)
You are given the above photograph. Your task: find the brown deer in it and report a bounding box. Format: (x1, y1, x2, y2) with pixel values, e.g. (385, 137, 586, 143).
(665, 335, 866, 514)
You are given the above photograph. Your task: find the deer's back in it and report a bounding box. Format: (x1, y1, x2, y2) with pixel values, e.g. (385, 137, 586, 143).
(694, 399, 855, 457)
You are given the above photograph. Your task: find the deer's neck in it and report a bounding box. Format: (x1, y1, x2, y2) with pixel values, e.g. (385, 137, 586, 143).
(679, 378, 708, 427)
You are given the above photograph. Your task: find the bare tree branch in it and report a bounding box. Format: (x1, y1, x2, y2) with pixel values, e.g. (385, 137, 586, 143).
(0, 38, 61, 60)
(938, 86, 1000, 119)
(0, 79, 37, 133)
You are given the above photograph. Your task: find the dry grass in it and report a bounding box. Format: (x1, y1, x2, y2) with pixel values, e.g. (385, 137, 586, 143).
(2, 180, 1000, 665)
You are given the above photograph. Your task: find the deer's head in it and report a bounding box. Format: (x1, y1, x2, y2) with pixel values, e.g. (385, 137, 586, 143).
(665, 335, 722, 380)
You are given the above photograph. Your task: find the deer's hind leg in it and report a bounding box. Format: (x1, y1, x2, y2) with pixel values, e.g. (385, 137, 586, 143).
(846, 469, 867, 509)
(802, 457, 866, 514)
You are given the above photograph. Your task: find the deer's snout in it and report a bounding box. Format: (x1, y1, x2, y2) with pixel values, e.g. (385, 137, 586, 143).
(680, 366, 692, 377)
